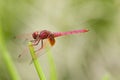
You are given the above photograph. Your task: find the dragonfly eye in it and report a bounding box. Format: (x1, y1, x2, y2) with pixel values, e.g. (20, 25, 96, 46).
(32, 31, 39, 39)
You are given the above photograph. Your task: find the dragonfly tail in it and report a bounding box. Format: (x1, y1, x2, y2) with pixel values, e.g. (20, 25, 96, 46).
(54, 29, 89, 37)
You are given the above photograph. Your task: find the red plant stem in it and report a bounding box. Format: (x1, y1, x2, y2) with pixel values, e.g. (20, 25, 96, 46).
(53, 29, 89, 37)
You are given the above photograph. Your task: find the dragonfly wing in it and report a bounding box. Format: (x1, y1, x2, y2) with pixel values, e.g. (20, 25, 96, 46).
(48, 35, 55, 46)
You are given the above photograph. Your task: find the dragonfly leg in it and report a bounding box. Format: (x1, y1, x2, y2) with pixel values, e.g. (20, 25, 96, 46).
(32, 38, 41, 46)
(30, 39, 36, 43)
(30, 35, 40, 45)
(35, 40, 43, 52)
(30, 38, 38, 43)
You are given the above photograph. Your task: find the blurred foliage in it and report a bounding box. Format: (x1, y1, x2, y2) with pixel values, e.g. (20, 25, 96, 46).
(0, 0, 35, 42)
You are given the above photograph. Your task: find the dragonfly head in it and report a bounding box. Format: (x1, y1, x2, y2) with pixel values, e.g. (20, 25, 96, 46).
(32, 31, 39, 39)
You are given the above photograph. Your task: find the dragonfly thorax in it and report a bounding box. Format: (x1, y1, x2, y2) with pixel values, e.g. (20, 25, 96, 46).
(39, 30, 52, 39)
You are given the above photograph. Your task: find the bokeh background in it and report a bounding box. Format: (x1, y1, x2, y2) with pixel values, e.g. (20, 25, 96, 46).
(0, 0, 120, 80)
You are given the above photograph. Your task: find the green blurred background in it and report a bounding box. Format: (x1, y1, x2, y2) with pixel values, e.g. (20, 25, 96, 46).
(0, 0, 120, 80)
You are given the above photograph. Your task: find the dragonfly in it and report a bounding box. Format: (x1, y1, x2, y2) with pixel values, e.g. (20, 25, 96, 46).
(18, 29, 89, 58)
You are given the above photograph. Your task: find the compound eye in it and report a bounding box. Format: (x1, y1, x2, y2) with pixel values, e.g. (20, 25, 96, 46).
(32, 31, 38, 39)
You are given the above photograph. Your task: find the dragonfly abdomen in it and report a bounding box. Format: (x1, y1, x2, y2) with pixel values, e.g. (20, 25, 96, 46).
(53, 29, 89, 37)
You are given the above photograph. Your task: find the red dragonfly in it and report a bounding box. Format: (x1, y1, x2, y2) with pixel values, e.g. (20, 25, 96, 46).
(18, 29, 89, 58)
